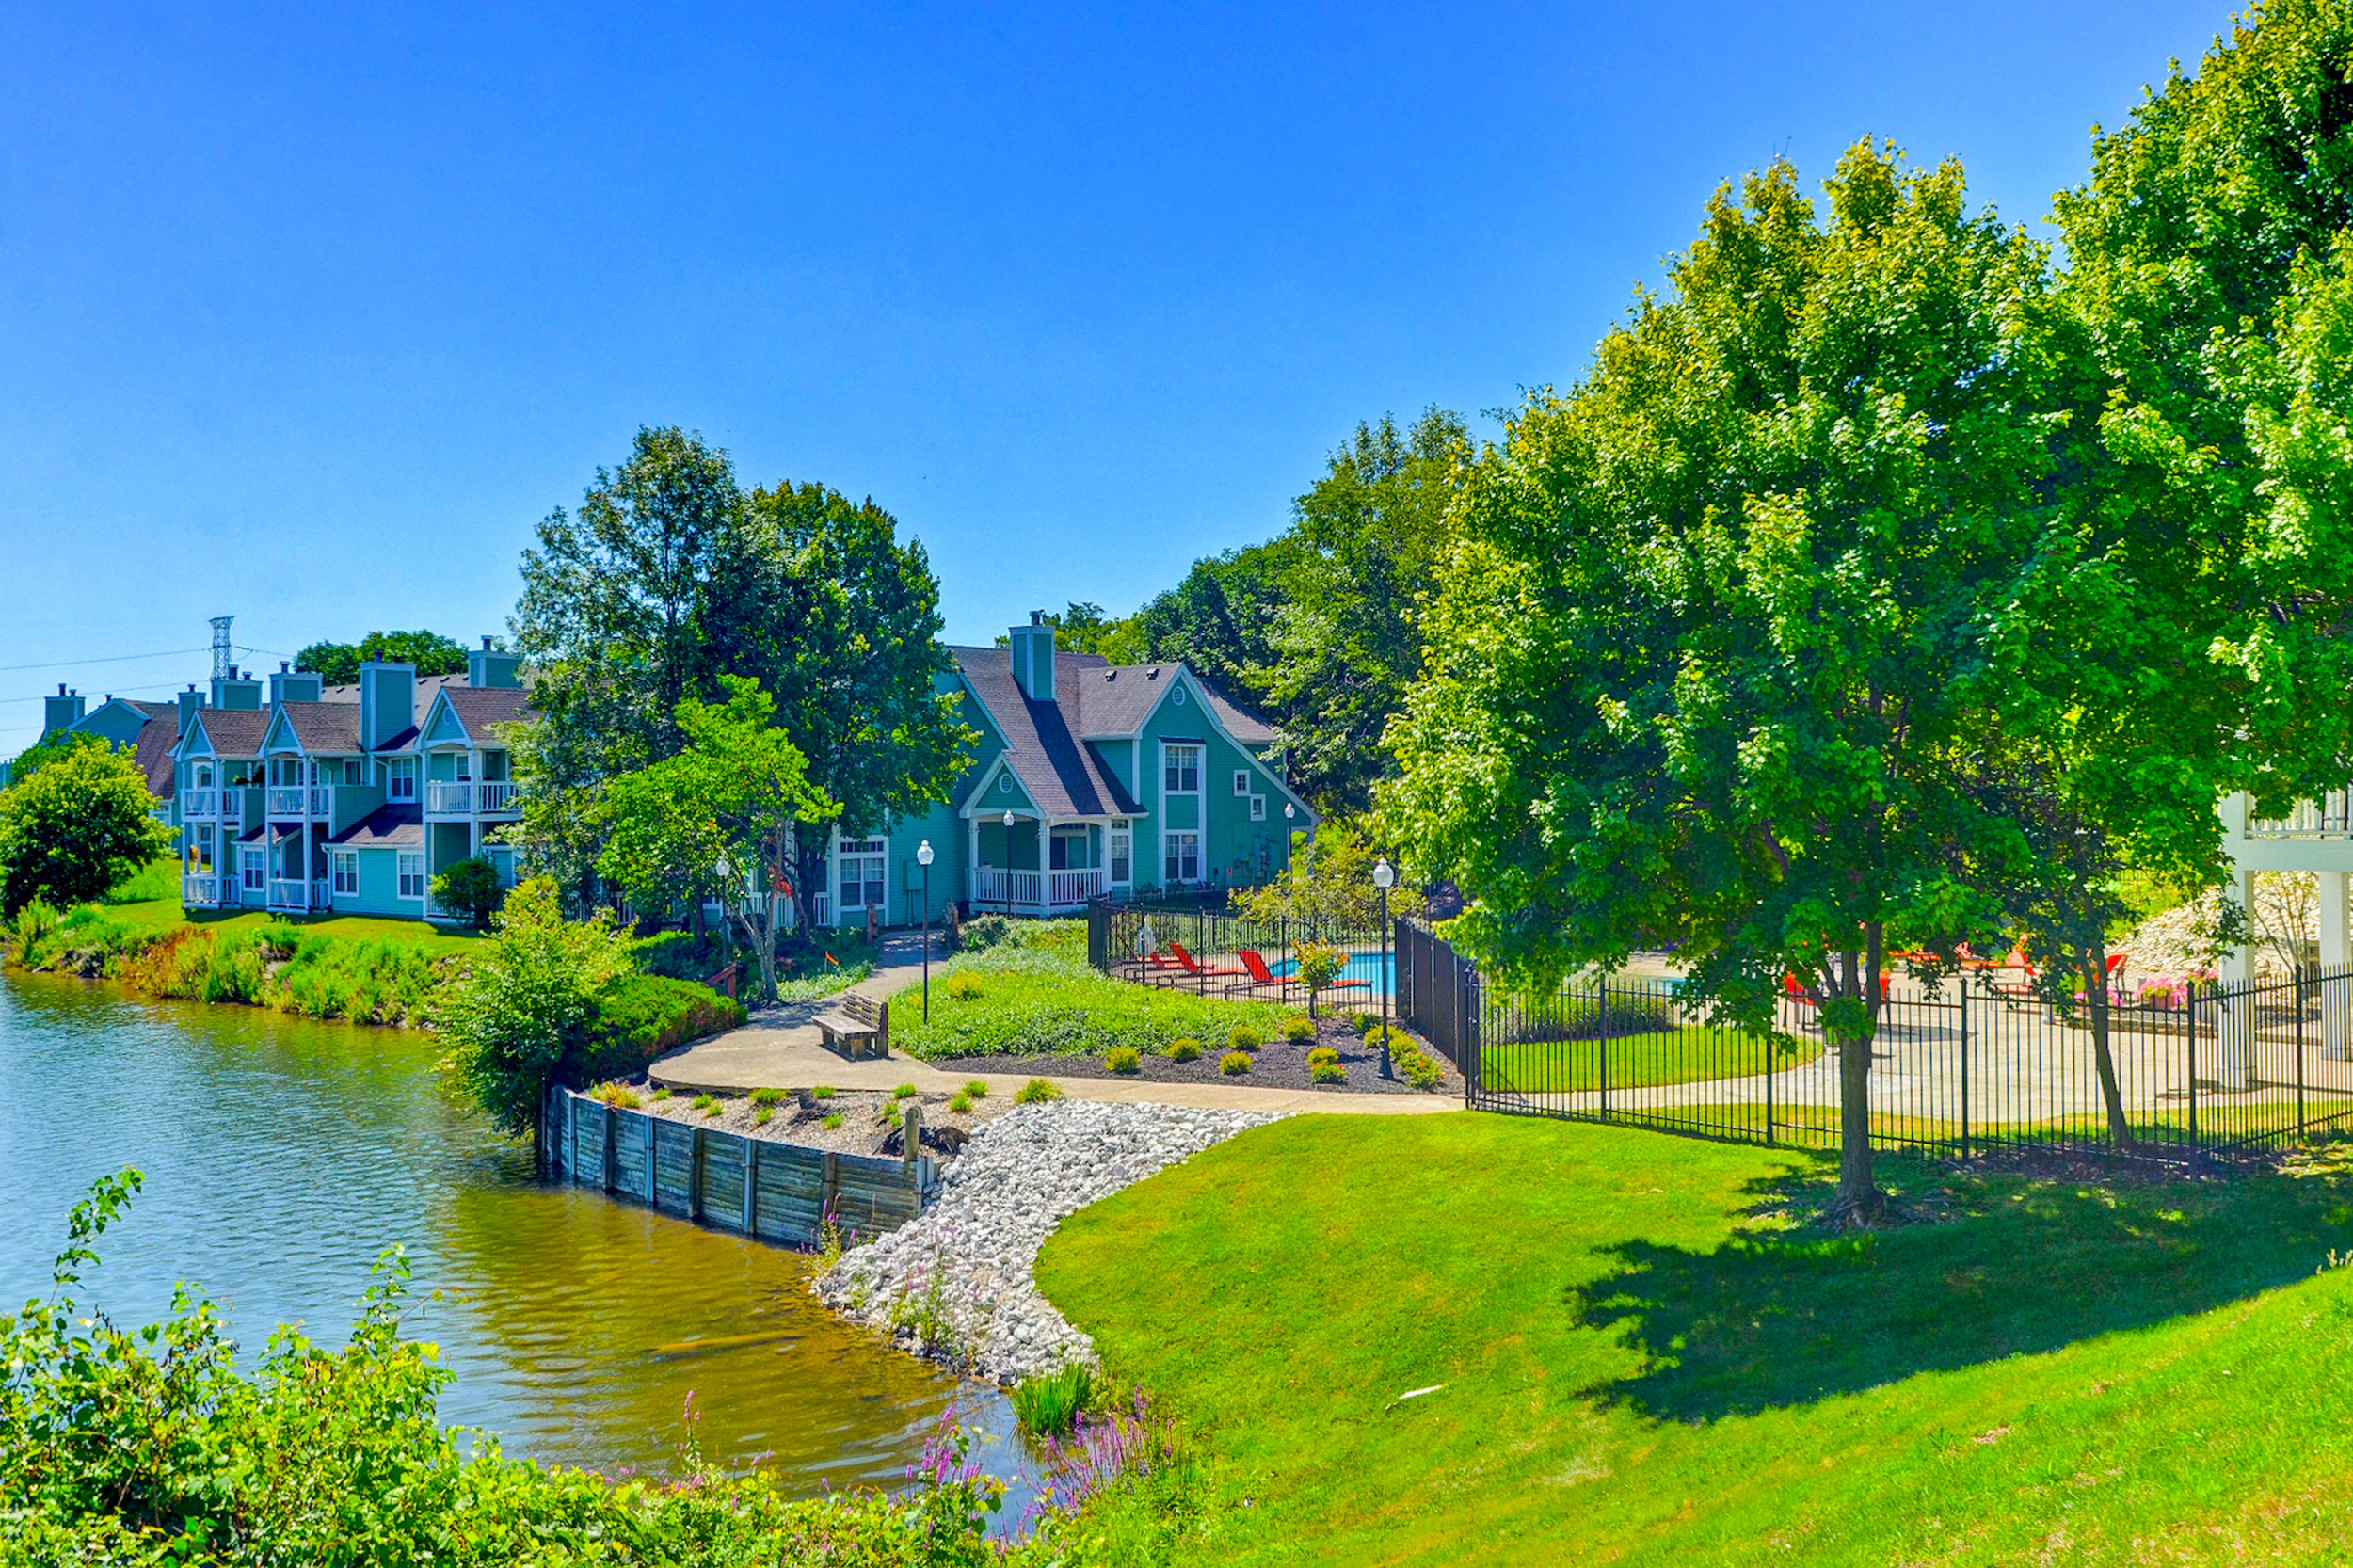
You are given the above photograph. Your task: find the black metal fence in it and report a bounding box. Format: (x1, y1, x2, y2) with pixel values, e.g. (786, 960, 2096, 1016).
(1396, 920, 2353, 1165)
(1085, 891, 1391, 1004)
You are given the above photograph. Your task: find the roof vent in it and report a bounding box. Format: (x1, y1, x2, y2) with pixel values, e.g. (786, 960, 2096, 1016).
(1030, 609, 1048, 626)
(1145, 667, 1160, 680)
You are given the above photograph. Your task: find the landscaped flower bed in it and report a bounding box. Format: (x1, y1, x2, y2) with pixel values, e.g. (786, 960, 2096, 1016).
(886, 946, 1288, 1060)
(935, 1010, 1453, 1096)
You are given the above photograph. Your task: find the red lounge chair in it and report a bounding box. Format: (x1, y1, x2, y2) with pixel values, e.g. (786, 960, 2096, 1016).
(1166, 941, 1249, 980)
(1235, 949, 1368, 998)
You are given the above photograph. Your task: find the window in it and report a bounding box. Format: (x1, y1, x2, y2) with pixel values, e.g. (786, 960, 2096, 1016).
(397, 853, 425, 900)
(1163, 744, 1201, 793)
(1049, 827, 1089, 871)
(240, 848, 264, 890)
(386, 759, 417, 802)
(1250, 795, 1267, 822)
(332, 852, 359, 896)
(838, 840, 887, 913)
(342, 760, 360, 788)
(1164, 831, 1201, 885)
(1233, 770, 1251, 796)
(196, 764, 214, 790)
(1110, 830, 1131, 884)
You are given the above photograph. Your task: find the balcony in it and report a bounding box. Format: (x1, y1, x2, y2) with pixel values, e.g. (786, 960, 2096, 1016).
(426, 779, 520, 815)
(182, 789, 218, 819)
(265, 787, 332, 820)
(181, 873, 224, 906)
(266, 877, 332, 913)
(968, 865, 1105, 915)
(2249, 792, 2353, 839)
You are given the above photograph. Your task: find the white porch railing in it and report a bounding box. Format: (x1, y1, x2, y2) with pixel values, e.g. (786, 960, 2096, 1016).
(181, 873, 218, 905)
(313, 876, 332, 908)
(477, 781, 518, 814)
(266, 878, 310, 912)
(968, 867, 1043, 909)
(1048, 868, 1107, 906)
(266, 787, 305, 818)
(182, 789, 218, 819)
(425, 780, 471, 814)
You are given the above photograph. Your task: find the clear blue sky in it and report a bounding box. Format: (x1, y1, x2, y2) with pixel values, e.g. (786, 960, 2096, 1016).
(0, 1, 2229, 753)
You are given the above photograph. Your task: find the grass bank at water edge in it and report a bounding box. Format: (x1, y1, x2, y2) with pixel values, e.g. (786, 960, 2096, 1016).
(1038, 1112, 2353, 1564)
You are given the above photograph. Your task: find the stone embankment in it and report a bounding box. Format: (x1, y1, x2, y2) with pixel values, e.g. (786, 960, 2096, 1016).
(815, 1099, 1269, 1384)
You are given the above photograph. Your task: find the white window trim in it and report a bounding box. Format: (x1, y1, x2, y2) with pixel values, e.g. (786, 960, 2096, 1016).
(1233, 769, 1251, 796)
(1250, 795, 1266, 822)
(1161, 741, 1202, 796)
(332, 852, 359, 896)
(1162, 828, 1202, 886)
(396, 852, 425, 900)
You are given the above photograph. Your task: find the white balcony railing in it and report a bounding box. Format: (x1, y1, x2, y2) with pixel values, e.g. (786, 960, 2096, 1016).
(2250, 791, 2353, 839)
(426, 779, 519, 815)
(266, 788, 304, 818)
(182, 789, 218, 819)
(266, 878, 310, 911)
(181, 873, 218, 905)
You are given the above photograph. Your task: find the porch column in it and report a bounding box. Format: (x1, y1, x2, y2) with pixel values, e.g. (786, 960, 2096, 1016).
(2323, 871, 2350, 1061)
(967, 814, 980, 910)
(2217, 864, 2256, 1091)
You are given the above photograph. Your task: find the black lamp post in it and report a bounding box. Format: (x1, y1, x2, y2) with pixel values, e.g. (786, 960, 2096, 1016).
(917, 839, 934, 1021)
(1373, 855, 1396, 1080)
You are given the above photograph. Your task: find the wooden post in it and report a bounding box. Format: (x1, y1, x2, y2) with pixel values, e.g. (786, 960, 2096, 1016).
(603, 1103, 617, 1192)
(902, 1102, 923, 1165)
(690, 1127, 705, 1222)
(644, 1113, 657, 1203)
(823, 1150, 840, 1237)
(743, 1136, 758, 1234)
(878, 998, 890, 1057)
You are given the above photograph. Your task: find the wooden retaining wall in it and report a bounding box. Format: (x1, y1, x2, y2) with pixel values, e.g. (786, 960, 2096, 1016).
(545, 1087, 936, 1246)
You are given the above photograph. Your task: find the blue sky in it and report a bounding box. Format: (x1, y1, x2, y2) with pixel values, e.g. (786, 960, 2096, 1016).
(0, 1, 2228, 753)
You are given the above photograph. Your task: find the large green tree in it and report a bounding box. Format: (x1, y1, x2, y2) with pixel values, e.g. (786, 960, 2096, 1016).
(596, 676, 837, 1000)
(510, 427, 748, 904)
(293, 632, 470, 686)
(703, 480, 974, 938)
(2018, 0, 2353, 884)
(1390, 144, 2051, 1222)
(0, 736, 174, 916)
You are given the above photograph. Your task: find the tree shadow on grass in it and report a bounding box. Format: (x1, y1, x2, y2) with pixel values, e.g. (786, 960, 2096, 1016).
(1567, 1148, 2353, 1423)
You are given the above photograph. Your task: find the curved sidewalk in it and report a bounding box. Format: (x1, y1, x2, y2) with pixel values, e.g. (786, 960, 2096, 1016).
(649, 930, 1457, 1118)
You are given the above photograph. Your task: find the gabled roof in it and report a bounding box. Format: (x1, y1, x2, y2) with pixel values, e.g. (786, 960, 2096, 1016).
(265, 701, 364, 755)
(182, 708, 269, 759)
(1059, 662, 1277, 744)
(317, 673, 470, 706)
(327, 804, 424, 848)
(132, 715, 177, 799)
(419, 684, 533, 746)
(947, 647, 1140, 819)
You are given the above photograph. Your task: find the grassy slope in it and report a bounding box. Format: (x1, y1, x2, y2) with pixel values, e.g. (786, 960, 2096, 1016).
(1038, 1114, 2353, 1565)
(96, 860, 483, 957)
(888, 950, 1287, 1059)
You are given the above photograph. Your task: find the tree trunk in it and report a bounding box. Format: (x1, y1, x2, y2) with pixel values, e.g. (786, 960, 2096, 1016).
(1827, 937, 1885, 1228)
(2083, 938, 2135, 1151)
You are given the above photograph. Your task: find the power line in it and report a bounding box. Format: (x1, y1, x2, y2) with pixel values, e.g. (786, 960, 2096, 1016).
(0, 647, 207, 676)
(0, 679, 190, 707)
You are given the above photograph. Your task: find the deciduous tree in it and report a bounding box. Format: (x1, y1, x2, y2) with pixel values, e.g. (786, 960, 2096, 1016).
(0, 736, 172, 916)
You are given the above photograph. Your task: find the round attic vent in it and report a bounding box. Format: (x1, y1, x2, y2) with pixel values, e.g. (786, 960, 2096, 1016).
(1173, 684, 1187, 706)
(1000, 773, 1014, 793)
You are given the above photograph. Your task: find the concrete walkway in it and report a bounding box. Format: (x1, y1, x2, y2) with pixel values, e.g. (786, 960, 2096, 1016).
(648, 929, 1457, 1118)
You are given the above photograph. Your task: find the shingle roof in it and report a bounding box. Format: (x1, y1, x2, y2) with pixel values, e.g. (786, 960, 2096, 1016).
(434, 685, 533, 742)
(132, 716, 177, 799)
(1056, 662, 1274, 744)
(947, 647, 1140, 818)
(189, 708, 269, 757)
(124, 700, 175, 721)
(273, 701, 364, 754)
(327, 804, 424, 849)
(317, 673, 469, 706)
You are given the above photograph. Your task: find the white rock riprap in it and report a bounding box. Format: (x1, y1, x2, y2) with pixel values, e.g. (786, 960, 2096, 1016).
(815, 1099, 1271, 1384)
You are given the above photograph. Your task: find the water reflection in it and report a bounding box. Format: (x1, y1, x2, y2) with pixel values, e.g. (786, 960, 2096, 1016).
(0, 971, 1024, 1499)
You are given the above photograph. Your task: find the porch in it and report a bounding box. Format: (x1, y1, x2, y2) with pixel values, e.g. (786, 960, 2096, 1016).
(961, 810, 1127, 917)
(966, 865, 1108, 916)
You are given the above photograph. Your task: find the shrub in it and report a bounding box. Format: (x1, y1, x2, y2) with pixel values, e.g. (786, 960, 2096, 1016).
(944, 973, 984, 1002)
(587, 1081, 641, 1109)
(693, 1093, 723, 1117)
(440, 879, 634, 1138)
(1281, 1015, 1316, 1043)
(1228, 1024, 1263, 1051)
(1105, 1046, 1142, 1074)
(1352, 1013, 1382, 1036)
(1015, 1077, 1064, 1104)
(1305, 1045, 1339, 1069)
(7, 897, 60, 961)
(893, 1081, 920, 1100)
(1311, 1060, 1348, 1085)
(823, 1112, 843, 1129)
(1010, 1361, 1096, 1434)
(428, 856, 506, 932)
(754, 1106, 773, 1126)
(750, 1086, 787, 1106)
(878, 1104, 902, 1128)
(1395, 1040, 1444, 1089)
(812, 1084, 836, 1099)
(948, 1091, 973, 1113)
(651, 1086, 672, 1100)
(568, 973, 747, 1084)
(1166, 1037, 1203, 1062)
(955, 912, 1016, 952)
(962, 1080, 988, 1098)
(1220, 1050, 1252, 1076)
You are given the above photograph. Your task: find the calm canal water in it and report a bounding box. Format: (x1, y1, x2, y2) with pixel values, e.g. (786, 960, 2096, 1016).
(0, 971, 1023, 1497)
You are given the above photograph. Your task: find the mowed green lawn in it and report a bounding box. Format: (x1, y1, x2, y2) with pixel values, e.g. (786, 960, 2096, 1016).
(1480, 1027, 1819, 1092)
(98, 859, 485, 956)
(1038, 1113, 2353, 1565)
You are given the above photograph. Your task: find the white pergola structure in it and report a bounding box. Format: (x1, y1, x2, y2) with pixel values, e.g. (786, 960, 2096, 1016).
(2221, 790, 2351, 1076)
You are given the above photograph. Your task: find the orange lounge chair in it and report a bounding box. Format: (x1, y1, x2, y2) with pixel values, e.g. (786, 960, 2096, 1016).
(1235, 949, 1369, 998)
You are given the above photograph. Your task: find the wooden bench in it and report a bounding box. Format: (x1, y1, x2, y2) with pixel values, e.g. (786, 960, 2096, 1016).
(813, 990, 889, 1061)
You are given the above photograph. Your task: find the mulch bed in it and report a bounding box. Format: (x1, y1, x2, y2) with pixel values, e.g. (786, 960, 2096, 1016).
(936, 1015, 1458, 1097)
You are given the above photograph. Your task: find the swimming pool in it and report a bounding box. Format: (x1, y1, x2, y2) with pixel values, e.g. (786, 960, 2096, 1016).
(1267, 951, 1395, 995)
